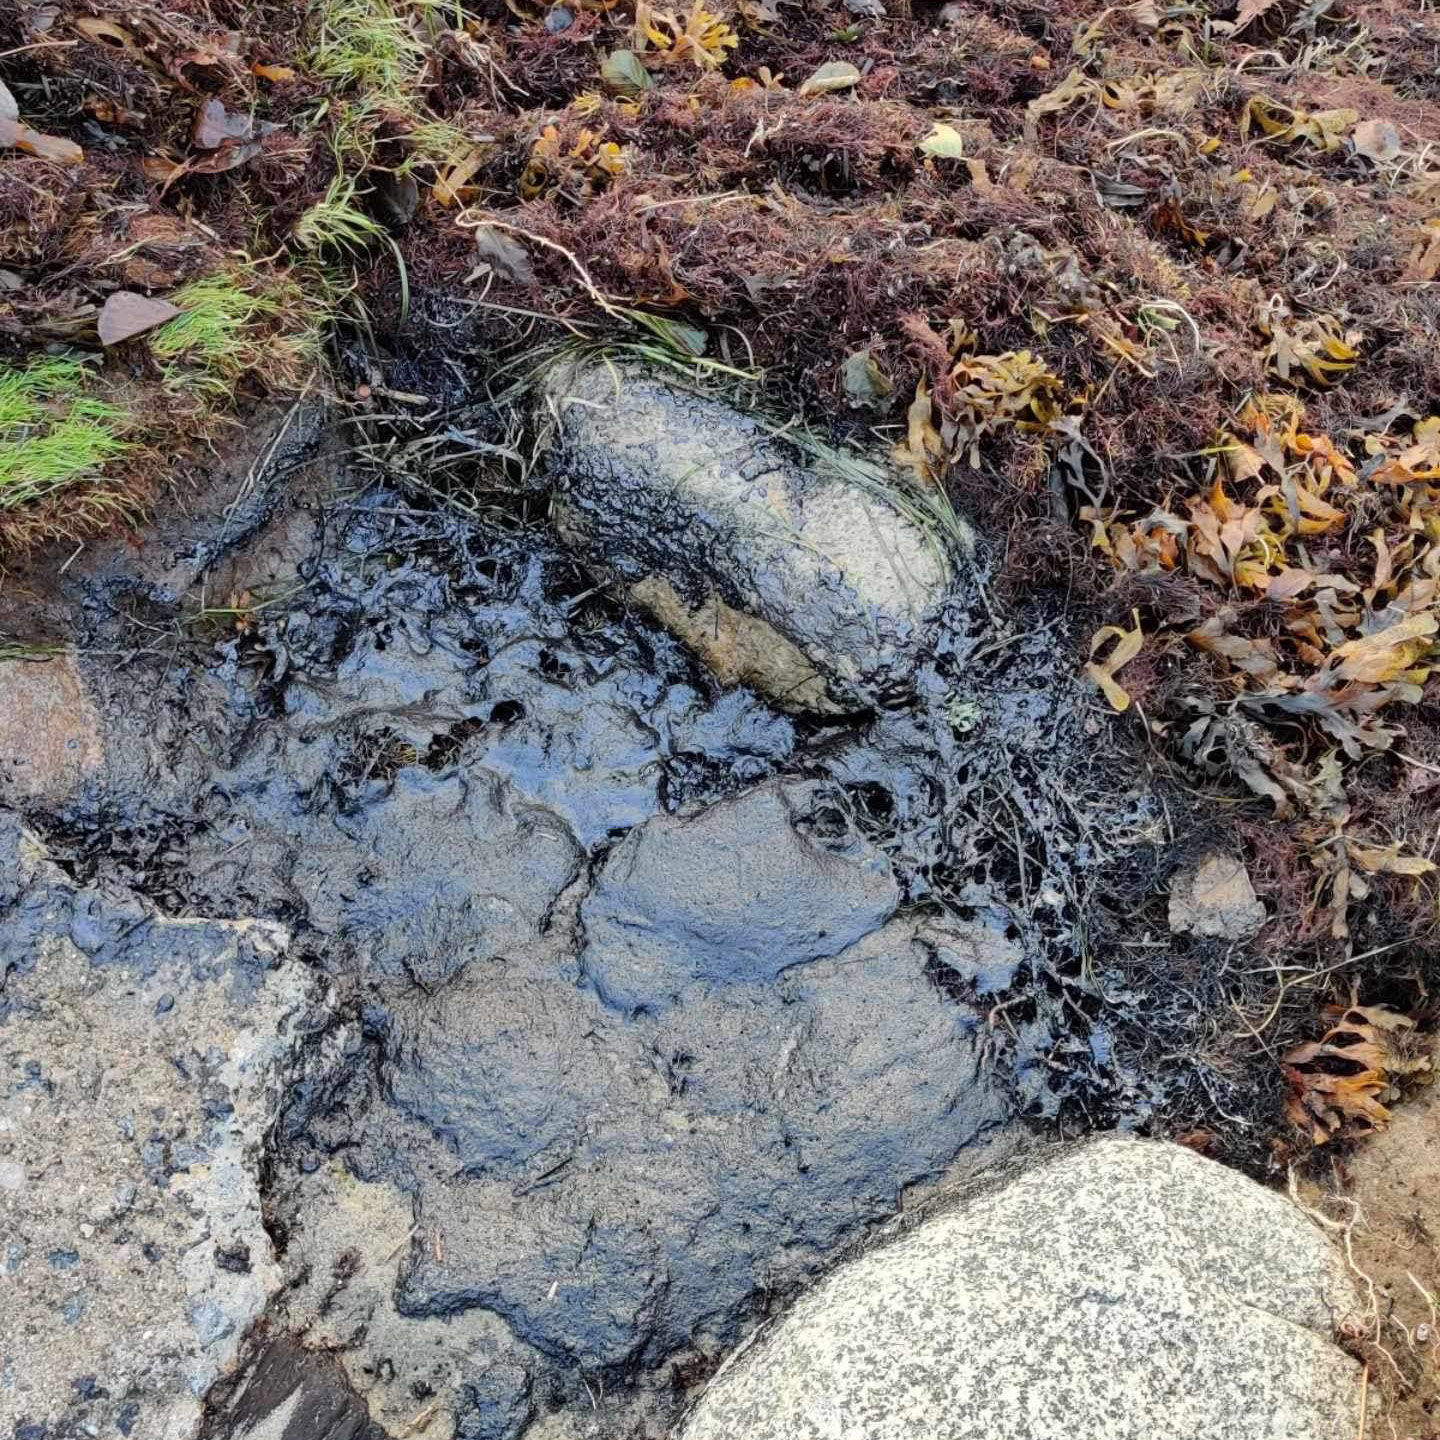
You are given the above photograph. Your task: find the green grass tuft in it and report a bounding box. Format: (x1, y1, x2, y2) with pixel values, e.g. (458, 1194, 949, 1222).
(294, 173, 392, 253)
(0, 358, 131, 512)
(310, 0, 431, 98)
(0, 357, 90, 432)
(295, 175, 411, 324)
(151, 269, 329, 398)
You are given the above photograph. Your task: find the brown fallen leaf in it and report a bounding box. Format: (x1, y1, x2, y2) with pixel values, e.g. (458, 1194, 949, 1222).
(1402, 220, 1440, 284)
(1229, 0, 1280, 29)
(72, 16, 140, 51)
(187, 140, 264, 175)
(98, 290, 181, 346)
(1346, 842, 1436, 877)
(1265, 567, 1315, 603)
(142, 154, 188, 184)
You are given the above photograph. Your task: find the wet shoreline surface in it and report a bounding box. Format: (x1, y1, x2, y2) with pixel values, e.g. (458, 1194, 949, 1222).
(3, 432, 1244, 1438)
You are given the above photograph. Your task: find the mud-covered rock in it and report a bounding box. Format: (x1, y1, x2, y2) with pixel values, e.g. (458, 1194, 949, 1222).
(680, 1138, 1364, 1440)
(278, 781, 1016, 1402)
(376, 914, 1011, 1374)
(579, 779, 900, 1012)
(0, 652, 103, 808)
(540, 361, 954, 712)
(293, 766, 584, 986)
(0, 816, 318, 1440)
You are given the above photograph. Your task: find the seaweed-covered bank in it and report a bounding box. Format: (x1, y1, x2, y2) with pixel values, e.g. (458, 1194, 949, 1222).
(0, 369, 1383, 1439)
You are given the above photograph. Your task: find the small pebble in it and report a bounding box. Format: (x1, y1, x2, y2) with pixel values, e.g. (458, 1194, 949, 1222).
(154, 992, 175, 1016)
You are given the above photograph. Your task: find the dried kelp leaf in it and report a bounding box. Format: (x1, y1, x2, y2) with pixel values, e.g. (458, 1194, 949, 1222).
(1086, 614, 1144, 712)
(893, 379, 944, 482)
(1243, 96, 1358, 152)
(1285, 1005, 1432, 1144)
(1346, 843, 1436, 877)
(1330, 613, 1436, 685)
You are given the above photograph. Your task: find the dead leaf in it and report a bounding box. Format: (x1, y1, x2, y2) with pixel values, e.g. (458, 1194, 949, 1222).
(1401, 220, 1440, 284)
(186, 140, 264, 175)
(98, 290, 181, 346)
(1086, 613, 1145, 711)
(1265, 567, 1315, 603)
(918, 123, 966, 160)
(72, 16, 139, 50)
(798, 61, 861, 97)
(1226, 0, 1281, 32)
(142, 154, 189, 184)
(841, 349, 893, 408)
(1347, 842, 1436, 876)
(600, 49, 654, 94)
(192, 98, 253, 150)
(470, 224, 536, 285)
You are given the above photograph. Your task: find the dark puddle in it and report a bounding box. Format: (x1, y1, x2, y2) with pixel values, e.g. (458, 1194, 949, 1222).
(12, 474, 1236, 1438)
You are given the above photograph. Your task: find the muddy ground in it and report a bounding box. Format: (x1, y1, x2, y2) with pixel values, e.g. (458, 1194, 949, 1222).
(6, 0, 1440, 1428)
(0, 390, 1358, 1439)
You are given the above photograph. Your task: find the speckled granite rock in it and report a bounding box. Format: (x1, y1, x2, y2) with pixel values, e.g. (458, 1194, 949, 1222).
(541, 361, 956, 713)
(680, 1138, 1364, 1440)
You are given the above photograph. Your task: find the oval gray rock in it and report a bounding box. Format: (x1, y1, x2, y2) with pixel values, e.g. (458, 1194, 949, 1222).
(680, 1138, 1364, 1440)
(540, 361, 955, 712)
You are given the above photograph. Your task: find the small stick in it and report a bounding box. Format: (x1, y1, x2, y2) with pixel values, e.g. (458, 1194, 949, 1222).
(384, 1225, 418, 1263)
